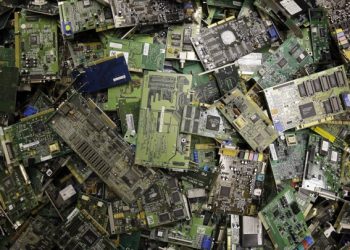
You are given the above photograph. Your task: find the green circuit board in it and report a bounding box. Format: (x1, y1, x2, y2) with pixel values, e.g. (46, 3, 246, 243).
(312, 124, 350, 151)
(68, 41, 105, 67)
(0, 109, 71, 167)
(264, 65, 350, 132)
(180, 105, 236, 141)
(108, 199, 147, 235)
(0, 47, 15, 67)
(0, 66, 18, 113)
(58, 0, 114, 39)
(0, 164, 38, 227)
(309, 8, 331, 63)
(101, 36, 166, 72)
(207, 0, 243, 8)
(258, 186, 313, 250)
(14, 11, 59, 83)
(252, 36, 313, 89)
(216, 88, 278, 152)
(135, 71, 193, 170)
(269, 130, 309, 184)
(141, 176, 190, 228)
(302, 134, 342, 197)
(77, 193, 108, 230)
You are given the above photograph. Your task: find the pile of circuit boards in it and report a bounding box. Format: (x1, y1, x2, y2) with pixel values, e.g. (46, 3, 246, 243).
(0, 0, 349, 249)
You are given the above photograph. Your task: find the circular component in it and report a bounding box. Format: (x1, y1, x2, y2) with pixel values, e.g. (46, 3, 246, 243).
(65, 24, 72, 31)
(220, 30, 236, 45)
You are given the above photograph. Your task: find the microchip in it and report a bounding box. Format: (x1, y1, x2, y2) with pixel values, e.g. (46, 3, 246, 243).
(168, 178, 178, 189)
(171, 191, 181, 203)
(33, 120, 46, 133)
(144, 185, 161, 203)
(250, 113, 260, 123)
(219, 186, 231, 197)
(290, 202, 300, 215)
(30, 35, 38, 45)
(299, 102, 316, 119)
(173, 209, 185, 218)
(277, 58, 287, 68)
(205, 115, 220, 131)
(158, 213, 170, 223)
(81, 229, 98, 246)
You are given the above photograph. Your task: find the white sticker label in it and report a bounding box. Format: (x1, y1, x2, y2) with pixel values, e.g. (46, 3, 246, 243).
(269, 144, 278, 161)
(59, 184, 76, 201)
(40, 155, 53, 162)
(109, 42, 123, 49)
(20, 141, 40, 149)
(126, 114, 135, 133)
(158, 106, 165, 133)
(280, 0, 302, 15)
(143, 43, 150, 56)
(110, 50, 129, 64)
(113, 75, 126, 82)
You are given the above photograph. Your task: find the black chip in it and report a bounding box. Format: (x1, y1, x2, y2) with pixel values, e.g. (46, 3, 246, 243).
(289, 43, 300, 55)
(277, 58, 287, 68)
(312, 78, 322, 92)
(330, 96, 341, 113)
(320, 76, 330, 91)
(30, 35, 38, 45)
(193, 121, 199, 134)
(171, 191, 181, 203)
(250, 113, 260, 123)
(291, 202, 300, 215)
(81, 229, 98, 246)
(184, 120, 191, 132)
(33, 120, 46, 133)
(328, 73, 338, 88)
(298, 83, 307, 97)
(173, 209, 185, 218)
(168, 178, 178, 189)
(339, 128, 349, 139)
(273, 209, 279, 217)
(305, 80, 314, 96)
(144, 185, 161, 203)
(185, 106, 192, 118)
(219, 186, 231, 197)
(299, 102, 316, 119)
(323, 100, 332, 114)
(335, 71, 346, 86)
(158, 213, 170, 222)
(206, 115, 220, 131)
(194, 108, 200, 119)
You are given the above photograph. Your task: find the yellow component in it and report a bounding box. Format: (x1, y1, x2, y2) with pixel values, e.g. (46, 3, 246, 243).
(195, 143, 216, 150)
(311, 127, 336, 143)
(233, 117, 247, 130)
(114, 213, 124, 219)
(139, 211, 145, 219)
(336, 28, 344, 33)
(220, 148, 238, 157)
(244, 151, 249, 160)
(258, 153, 264, 162)
(49, 142, 60, 153)
(65, 24, 71, 31)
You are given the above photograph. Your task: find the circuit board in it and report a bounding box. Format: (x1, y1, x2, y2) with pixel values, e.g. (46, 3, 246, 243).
(309, 8, 331, 63)
(0, 165, 38, 228)
(0, 66, 18, 113)
(258, 186, 313, 250)
(58, 0, 114, 38)
(311, 124, 350, 151)
(77, 193, 108, 230)
(253, 0, 309, 38)
(166, 3, 202, 63)
(48, 93, 158, 204)
(216, 88, 278, 152)
(317, 0, 350, 62)
(68, 41, 105, 68)
(141, 176, 190, 228)
(14, 11, 59, 83)
(9, 216, 56, 250)
(269, 130, 309, 184)
(135, 71, 193, 170)
(191, 13, 276, 70)
(101, 36, 166, 72)
(52, 209, 117, 249)
(210, 146, 267, 215)
(0, 109, 71, 167)
(191, 143, 218, 172)
(264, 65, 350, 132)
(252, 36, 313, 89)
(65, 154, 93, 184)
(207, 0, 243, 8)
(302, 134, 342, 197)
(213, 64, 239, 95)
(142, 215, 215, 249)
(108, 199, 147, 234)
(180, 105, 236, 141)
(0, 47, 15, 66)
(109, 0, 185, 28)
